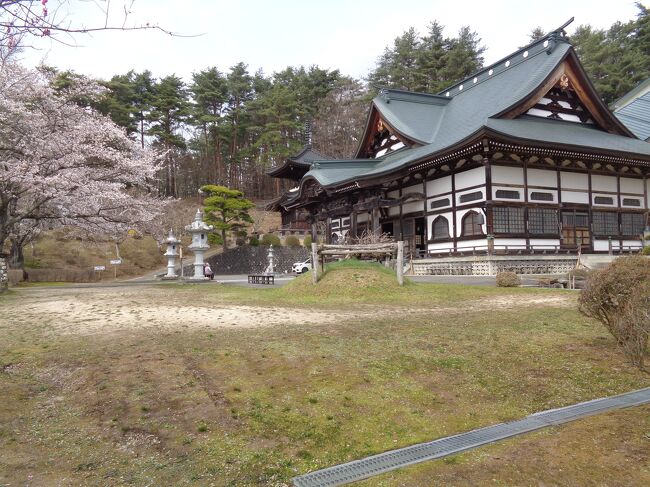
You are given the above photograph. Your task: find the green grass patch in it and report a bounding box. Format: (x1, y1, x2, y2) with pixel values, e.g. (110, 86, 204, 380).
(0, 280, 647, 486)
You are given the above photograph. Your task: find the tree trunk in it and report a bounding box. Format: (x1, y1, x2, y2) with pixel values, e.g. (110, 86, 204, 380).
(221, 228, 227, 253)
(8, 238, 24, 269)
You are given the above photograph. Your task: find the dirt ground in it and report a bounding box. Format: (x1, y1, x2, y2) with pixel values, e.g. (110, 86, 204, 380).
(3, 284, 574, 337)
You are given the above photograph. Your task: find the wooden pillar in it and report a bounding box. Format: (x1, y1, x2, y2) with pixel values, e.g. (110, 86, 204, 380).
(523, 157, 530, 251)
(372, 207, 381, 236)
(311, 242, 318, 285)
(350, 211, 358, 239)
(451, 171, 458, 251)
(326, 216, 332, 244)
(310, 221, 318, 243)
(396, 241, 404, 286)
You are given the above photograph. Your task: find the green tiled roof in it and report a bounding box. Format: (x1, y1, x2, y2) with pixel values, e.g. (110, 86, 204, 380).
(300, 33, 649, 191)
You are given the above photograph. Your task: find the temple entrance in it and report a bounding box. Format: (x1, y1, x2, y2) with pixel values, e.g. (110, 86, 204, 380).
(381, 221, 394, 237)
(402, 217, 426, 258)
(561, 210, 591, 250)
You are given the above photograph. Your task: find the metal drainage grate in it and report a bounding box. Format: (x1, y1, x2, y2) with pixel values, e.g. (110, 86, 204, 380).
(293, 387, 650, 487)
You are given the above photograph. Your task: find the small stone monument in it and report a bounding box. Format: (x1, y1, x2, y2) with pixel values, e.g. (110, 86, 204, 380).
(162, 229, 180, 279)
(185, 209, 214, 280)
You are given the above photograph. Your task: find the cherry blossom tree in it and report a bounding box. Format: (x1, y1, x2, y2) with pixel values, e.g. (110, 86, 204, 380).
(0, 1, 178, 51)
(0, 61, 164, 256)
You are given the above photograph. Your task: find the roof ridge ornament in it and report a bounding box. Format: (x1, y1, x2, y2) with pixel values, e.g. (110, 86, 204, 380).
(546, 17, 574, 54)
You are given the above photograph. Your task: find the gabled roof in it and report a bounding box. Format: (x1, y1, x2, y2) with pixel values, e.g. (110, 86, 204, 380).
(296, 30, 649, 194)
(266, 145, 331, 180)
(613, 78, 650, 141)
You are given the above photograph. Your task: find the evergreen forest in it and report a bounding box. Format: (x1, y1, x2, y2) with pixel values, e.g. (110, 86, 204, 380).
(74, 4, 649, 200)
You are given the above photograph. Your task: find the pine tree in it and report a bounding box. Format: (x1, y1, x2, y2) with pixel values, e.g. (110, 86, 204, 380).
(190, 67, 228, 184)
(148, 75, 190, 197)
(201, 185, 255, 252)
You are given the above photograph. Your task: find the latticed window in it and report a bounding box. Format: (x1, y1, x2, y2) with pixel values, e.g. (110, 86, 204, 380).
(432, 216, 450, 240)
(621, 213, 645, 236)
(462, 211, 484, 236)
(592, 211, 618, 236)
(530, 191, 553, 201)
(529, 208, 558, 234)
(493, 207, 525, 233)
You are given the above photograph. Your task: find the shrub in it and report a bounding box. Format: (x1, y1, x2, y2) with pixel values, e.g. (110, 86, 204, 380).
(249, 236, 259, 247)
(260, 234, 281, 246)
(496, 271, 520, 287)
(579, 256, 650, 369)
(303, 235, 312, 248)
(567, 267, 590, 280)
(642, 246, 650, 256)
(284, 235, 301, 247)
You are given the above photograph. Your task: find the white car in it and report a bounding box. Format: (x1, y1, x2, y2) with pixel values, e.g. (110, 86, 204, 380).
(292, 259, 312, 274)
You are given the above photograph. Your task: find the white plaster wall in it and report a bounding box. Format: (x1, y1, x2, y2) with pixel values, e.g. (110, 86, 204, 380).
(561, 190, 589, 204)
(528, 189, 557, 203)
(493, 186, 524, 201)
(622, 197, 643, 208)
(592, 193, 617, 207)
(527, 168, 557, 187)
(402, 201, 424, 214)
(427, 242, 454, 253)
(455, 189, 485, 207)
(492, 165, 524, 185)
(357, 213, 368, 223)
(529, 238, 561, 249)
(386, 190, 400, 199)
(427, 197, 451, 210)
(455, 208, 486, 237)
(403, 184, 422, 195)
(623, 239, 643, 249)
(455, 167, 485, 189)
(561, 172, 588, 190)
(591, 174, 617, 192)
(620, 177, 644, 194)
(387, 206, 400, 217)
(330, 218, 342, 229)
(493, 238, 527, 250)
(456, 239, 488, 251)
(426, 175, 452, 196)
(593, 239, 610, 251)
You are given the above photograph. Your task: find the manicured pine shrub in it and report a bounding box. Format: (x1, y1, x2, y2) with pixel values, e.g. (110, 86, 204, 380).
(284, 235, 301, 247)
(496, 271, 520, 287)
(260, 234, 281, 246)
(303, 235, 312, 248)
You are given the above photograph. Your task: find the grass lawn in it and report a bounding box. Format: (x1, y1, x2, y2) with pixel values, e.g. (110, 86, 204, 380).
(0, 261, 648, 486)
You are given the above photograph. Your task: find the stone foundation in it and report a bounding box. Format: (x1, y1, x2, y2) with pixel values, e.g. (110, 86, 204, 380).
(410, 255, 578, 276)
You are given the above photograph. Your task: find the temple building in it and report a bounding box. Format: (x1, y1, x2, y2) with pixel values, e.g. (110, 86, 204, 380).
(268, 27, 650, 257)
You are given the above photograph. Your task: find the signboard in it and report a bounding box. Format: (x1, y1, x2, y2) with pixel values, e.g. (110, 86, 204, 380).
(110, 259, 122, 265)
(94, 265, 106, 271)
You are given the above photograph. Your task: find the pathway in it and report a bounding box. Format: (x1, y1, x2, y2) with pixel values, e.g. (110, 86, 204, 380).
(293, 387, 650, 487)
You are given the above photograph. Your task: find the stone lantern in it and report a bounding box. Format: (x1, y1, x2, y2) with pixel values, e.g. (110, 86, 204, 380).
(185, 209, 214, 280)
(162, 229, 180, 279)
(265, 244, 275, 275)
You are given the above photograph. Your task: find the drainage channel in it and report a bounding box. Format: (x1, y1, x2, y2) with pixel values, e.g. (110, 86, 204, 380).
(293, 387, 650, 487)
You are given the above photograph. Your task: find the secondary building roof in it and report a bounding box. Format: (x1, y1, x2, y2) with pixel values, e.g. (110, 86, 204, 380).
(613, 77, 650, 141)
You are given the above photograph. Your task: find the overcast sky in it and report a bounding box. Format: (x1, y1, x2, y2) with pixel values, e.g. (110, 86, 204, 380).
(17, 0, 649, 82)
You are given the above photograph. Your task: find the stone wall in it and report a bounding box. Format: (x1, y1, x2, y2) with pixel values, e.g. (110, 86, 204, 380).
(184, 246, 310, 275)
(411, 255, 578, 276)
(0, 254, 8, 292)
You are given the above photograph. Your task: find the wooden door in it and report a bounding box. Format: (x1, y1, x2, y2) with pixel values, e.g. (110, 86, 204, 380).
(561, 211, 590, 249)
